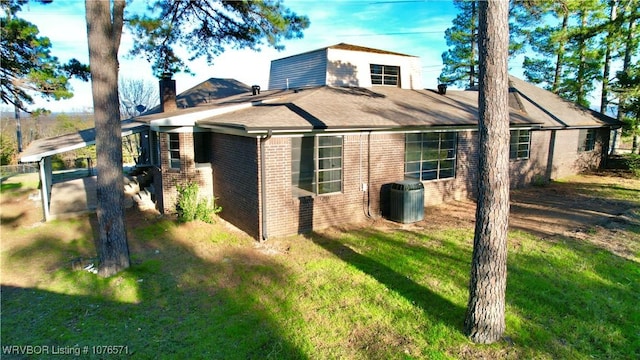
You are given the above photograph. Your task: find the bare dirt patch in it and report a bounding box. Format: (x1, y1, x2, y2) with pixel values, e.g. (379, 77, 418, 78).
(420, 173, 640, 261)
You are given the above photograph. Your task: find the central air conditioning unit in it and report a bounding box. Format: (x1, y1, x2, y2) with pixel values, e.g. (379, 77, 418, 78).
(388, 180, 424, 223)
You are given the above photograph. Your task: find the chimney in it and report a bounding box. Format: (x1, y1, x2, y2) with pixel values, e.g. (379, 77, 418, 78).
(160, 73, 178, 112)
(437, 84, 447, 95)
(251, 85, 261, 95)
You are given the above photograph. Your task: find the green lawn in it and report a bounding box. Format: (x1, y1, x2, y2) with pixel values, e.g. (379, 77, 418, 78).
(1, 174, 639, 359)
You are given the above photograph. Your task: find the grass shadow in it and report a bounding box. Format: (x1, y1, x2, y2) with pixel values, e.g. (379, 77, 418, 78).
(506, 234, 640, 358)
(2, 216, 308, 359)
(306, 229, 467, 332)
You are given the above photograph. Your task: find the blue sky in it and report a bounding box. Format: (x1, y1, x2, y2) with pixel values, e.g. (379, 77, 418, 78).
(16, 0, 469, 112)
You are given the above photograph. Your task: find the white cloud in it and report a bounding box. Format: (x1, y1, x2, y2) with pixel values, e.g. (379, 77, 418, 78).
(10, 0, 460, 113)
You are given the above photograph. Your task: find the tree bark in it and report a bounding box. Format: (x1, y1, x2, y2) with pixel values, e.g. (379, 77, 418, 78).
(464, 0, 510, 344)
(576, 10, 588, 106)
(552, 6, 569, 94)
(469, 0, 477, 89)
(605, 1, 619, 154)
(85, 0, 130, 277)
(601, 1, 617, 115)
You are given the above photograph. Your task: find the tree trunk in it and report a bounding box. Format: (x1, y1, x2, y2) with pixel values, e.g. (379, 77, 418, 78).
(85, 0, 130, 277)
(469, 0, 477, 89)
(552, 9, 569, 94)
(605, 1, 619, 155)
(618, 13, 637, 123)
(576, 10, 588, 106)
(464, 0, 510, 344)
(601, 1, 617, 115)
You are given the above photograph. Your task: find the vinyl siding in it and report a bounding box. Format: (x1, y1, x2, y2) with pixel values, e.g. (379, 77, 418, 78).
(268, 49, 328, 90)
(268, 47, 423, 90)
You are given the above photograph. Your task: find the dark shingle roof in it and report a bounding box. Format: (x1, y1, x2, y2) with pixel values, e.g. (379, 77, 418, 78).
(20, 75, 621, 162)
(137, 76, 622, 134)
(507, 76, 619, 128)
(196, 86, 537, 132)
(176, 78, 252, 108)
(144, 78, 252, 115)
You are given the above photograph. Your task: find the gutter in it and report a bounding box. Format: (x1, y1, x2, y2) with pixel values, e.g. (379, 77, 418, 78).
(149, 97, 284, 131)
(260, 129, 273, 241)
(539, 124, 616, 130)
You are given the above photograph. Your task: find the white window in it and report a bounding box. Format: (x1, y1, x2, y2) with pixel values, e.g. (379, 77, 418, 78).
(405, 132, 457, 181)
(292, 136, 343, 196)
(578, 129, 596, 152)
(168, 133, 180, 169)
(370, 64, 400, 86)
(510, 129, 531, 160)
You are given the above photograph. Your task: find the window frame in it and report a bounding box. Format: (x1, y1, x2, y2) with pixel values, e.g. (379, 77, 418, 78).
(509, 129, 531, 160)
(167, 133, 180, 169)
(404, 132, 457, 181)
(291, 135, 343, 196)
(577, 129, 596, 152)
(370, 64, 400, 87)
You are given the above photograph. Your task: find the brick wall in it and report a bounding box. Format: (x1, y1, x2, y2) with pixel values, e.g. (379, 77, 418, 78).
(153, 127, 611, 239)
(266, 127, 611, 236)
(263, 135, 373, 237)
(509, 130, 551, 188)
(367, 133, 405, 217)
(262, 131, 482, 237)
(157, 132, 214, 214)
(548, 128, 608, 180)
(212, 133, 261, 238)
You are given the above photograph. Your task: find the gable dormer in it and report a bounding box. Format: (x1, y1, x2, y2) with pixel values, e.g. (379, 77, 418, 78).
(268, 43, 423, 90)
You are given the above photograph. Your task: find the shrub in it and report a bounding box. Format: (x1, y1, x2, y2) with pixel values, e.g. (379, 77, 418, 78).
(531, 174, 549, 187)
(625, 154, 640, 177)
(0, 135, 16, 165)
(50, 154, 66, 170)
(175, 182, 221, 223)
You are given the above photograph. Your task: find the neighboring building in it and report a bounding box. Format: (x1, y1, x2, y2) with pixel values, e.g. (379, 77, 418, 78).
(21, 44, 621, 239)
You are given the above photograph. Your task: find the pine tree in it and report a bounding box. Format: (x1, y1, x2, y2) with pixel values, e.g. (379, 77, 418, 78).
(521, 0, 571, 93)
(440, 0, 479, 88)
(556, 0, 606, 108)
(613, 64, 640, 153)
(440, 0, 533, 89)
(85, 0, 129, 277)
(601, 0, 621, 114)
(614, 0, 640, 153)
(127, 0, 309, 77)
(82, 0, 308, 276)
(465, 0, 511, 344)
(1, 0, 88, 111)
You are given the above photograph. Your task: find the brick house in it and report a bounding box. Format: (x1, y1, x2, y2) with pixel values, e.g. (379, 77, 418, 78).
(132, 43, 620, 240)
(21, 44, 621, 238)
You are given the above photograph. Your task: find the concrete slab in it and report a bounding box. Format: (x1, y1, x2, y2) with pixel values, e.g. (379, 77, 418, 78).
(49, 176, 136, 219)
(49, 177, 97, 218)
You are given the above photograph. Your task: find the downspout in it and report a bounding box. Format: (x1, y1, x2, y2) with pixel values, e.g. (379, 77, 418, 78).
(366, 131, 373, 218)
(260, 129, 273, 241)
(362, 131, 373, 219)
